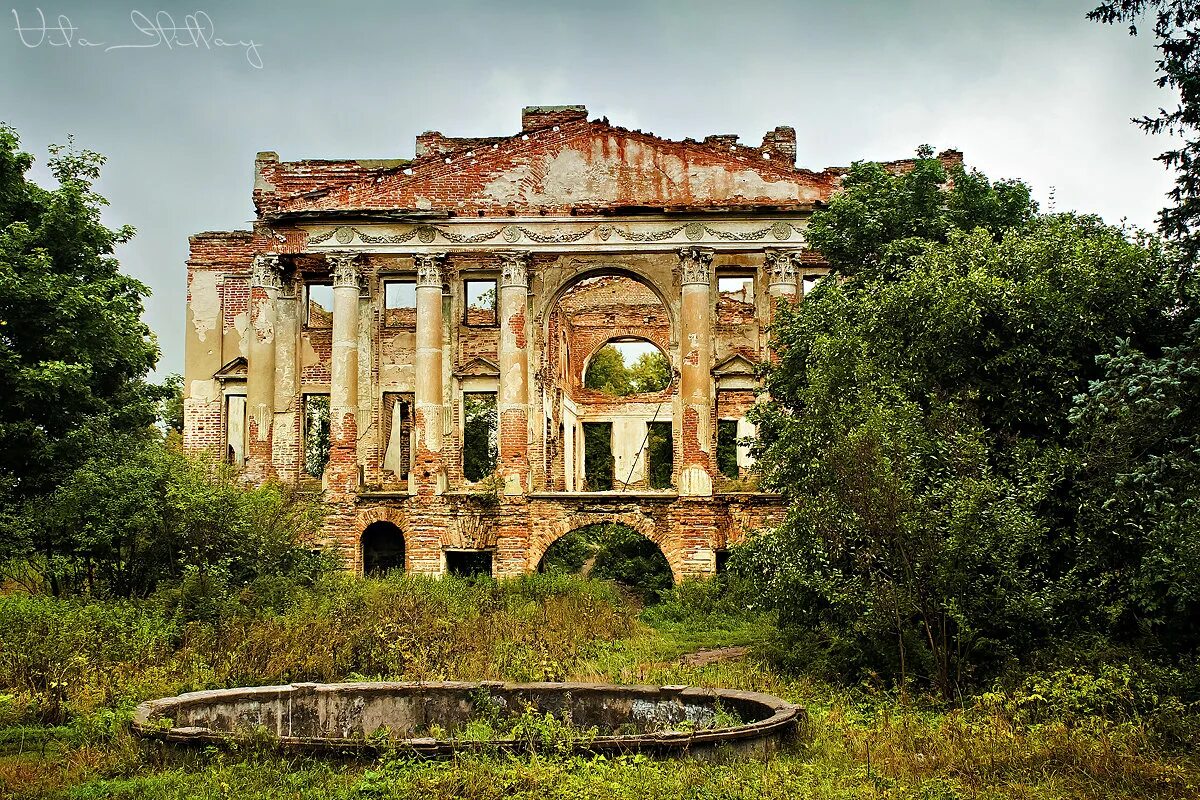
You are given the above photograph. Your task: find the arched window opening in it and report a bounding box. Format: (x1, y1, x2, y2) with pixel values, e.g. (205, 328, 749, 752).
(538, 523, 673, 601)
(362, 521, 405, 576)
(583, 338, 671, 396)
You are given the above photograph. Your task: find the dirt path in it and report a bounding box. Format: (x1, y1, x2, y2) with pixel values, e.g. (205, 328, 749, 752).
(679, 645, 751, 667)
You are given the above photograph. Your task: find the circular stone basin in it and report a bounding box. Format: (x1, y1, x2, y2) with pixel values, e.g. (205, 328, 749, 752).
(133, 681, 803, 758)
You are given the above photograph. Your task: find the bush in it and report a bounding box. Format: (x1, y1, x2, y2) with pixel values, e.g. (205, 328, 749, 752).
(5, 433, 330, 598)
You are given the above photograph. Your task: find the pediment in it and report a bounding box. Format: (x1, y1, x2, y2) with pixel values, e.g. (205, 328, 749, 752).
(213, 356, 247, 381)
(453, 356, 500, 378)
(279, 123, 839, 217)
(713, 353, 758, 377)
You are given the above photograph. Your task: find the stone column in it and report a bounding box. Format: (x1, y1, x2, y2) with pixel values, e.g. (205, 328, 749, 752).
(246, 254, 281, 479)
(327, 251, 362, 493)
(414, 252, 447, 494)
(765, 248, 799, 300)
(678, 246, 715, 497)
(497, 251, 531, 495)
(271, 266, 300, 482)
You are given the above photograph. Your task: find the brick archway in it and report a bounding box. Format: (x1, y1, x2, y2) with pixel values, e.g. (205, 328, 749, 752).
(355, 505, 409, 574)
(529, 510, 682, 582)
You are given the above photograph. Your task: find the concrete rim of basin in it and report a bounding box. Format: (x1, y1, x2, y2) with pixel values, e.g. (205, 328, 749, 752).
(132, 681, 805, 757)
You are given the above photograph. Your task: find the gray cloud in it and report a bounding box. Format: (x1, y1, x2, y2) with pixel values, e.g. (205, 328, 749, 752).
(0, 0, 1177, 377)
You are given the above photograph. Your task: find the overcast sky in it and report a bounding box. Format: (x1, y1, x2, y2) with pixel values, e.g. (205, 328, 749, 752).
(0, 0, 1177, 377)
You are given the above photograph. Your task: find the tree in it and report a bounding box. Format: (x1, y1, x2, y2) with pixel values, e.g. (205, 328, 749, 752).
(804, 146, 1035, 280)
(584, 345, 633, 395)
(0, 127, 161, 587)
(739, 151, 1189, 693)
(0, 130, 159, 497)
(157, 373, 185, 434)
(628, 351, 671, 393)
(1090, 1, 1200, 264)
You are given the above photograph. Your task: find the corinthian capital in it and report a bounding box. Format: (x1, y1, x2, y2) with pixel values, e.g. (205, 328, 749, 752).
(251, 254, 283, 291)
(678, 246, 714, 286)
(327, 251, 362, 288)
(498, 251, 530, 289)
(414, 252, 447, 287)
(764, 248, 799, 286)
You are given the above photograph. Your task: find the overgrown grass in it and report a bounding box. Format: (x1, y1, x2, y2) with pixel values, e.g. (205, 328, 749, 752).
(1, 575, 1198, 799)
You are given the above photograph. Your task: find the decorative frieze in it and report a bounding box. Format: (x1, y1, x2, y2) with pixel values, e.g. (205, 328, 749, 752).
(679, 246, 714, 286)
(304, 218, 807, 253)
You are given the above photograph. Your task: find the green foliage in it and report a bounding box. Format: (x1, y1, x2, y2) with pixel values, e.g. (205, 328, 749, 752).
(627, 350, 671, 393)
(0, 126, 161, 572)
(0, 574, 633, 730)
(803, 145, 1036, 280)
(583, 345, 631, 395)
(3, 435, 329, 598)
(582, 423, 613, 490)
(539, 524, 674, 602)
(741, 148, 1196, 694)
(156, 373, 185, 434)
(1090, 1, 1200, 264)
(462, 392, 497, 482)
(584, 345, 671, 396)
(645, 421, 672, 489)
(1067, 318, 1200, 648)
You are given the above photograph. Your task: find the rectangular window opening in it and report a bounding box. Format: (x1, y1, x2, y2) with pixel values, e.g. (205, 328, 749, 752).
(382, 392, 413, 482)
(303, 394, 331, 479)
(647, 421, 673, 489)
(305, 283, 334, 328)
(445, 550, 493, 579)
(802, 273, 826, 296)
(383, 280, 417, 327)
(717, 274, 755, 307)
(225, 394, 246, 466)
(464, 279, 497, 326)
(717, 419, 740, 479)
(462, 391, 497, 482)
(582, 421, 614, 491)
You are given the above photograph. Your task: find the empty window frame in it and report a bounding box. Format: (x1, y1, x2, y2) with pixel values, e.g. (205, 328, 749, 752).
(462, 391, 497, 482)
(583, 422, 614, 491)
(717, 273, 756, 308)
(802, 273, 826, 296)
(225, 394, 246, 466)
(381, 392, 414, 482)
(303, 394, 331, 478)
(464, 279, 497, 326)
(305, 283, 334, 328)
(445, 550, 493, 579)
(383, 279, 417, 327)
(646, 421, 673, 489)
(716, 419, 740, 479)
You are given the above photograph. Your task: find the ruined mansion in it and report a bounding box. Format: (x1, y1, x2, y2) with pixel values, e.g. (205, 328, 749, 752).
(183, 105, 958, 579)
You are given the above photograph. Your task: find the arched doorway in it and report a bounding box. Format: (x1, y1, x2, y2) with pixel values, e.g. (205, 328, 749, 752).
(362, 521, 405, 576)
(538, 522, 673, 601)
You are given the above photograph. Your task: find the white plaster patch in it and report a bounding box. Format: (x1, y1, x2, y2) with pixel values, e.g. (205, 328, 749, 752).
(189, 272, 220, 343)
(188, 378, 219, 403)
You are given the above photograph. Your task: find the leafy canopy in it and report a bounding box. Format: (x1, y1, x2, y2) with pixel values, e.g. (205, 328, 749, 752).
(0, 126, 159, 507)
(739, 148, 1196, 694)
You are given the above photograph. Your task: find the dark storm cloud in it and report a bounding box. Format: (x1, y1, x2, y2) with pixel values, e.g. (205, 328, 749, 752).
(0, 0, 1176, 375)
